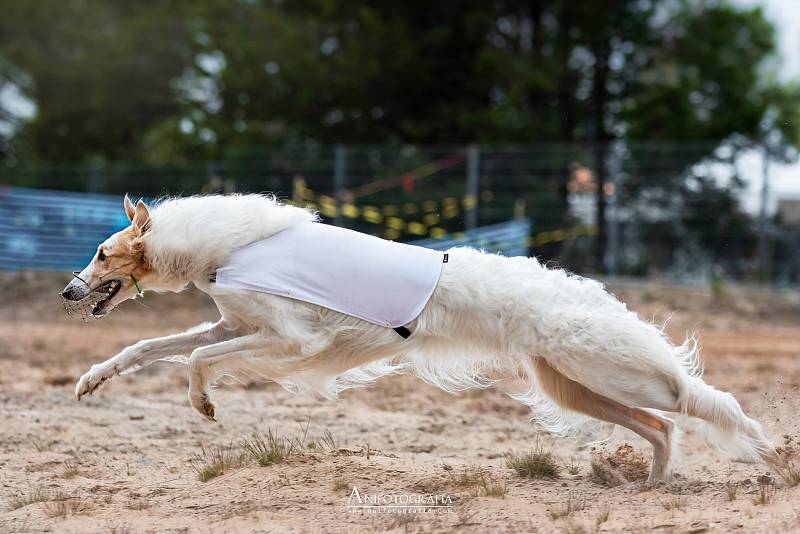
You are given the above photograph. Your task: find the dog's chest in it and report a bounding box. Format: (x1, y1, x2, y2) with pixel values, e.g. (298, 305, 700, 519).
(214, 222, 445, 328)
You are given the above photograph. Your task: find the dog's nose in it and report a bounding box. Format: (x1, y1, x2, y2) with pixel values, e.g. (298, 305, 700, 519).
(61, 287, 77, 300)
(61, 278, 89, 301)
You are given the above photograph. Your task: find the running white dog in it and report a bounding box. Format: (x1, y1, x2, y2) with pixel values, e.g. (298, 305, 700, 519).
(62, 194, 781, 482)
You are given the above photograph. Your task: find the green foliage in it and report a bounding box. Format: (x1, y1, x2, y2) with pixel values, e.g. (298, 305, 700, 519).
(0, 0, 793, 163)
(0, 0, 194, 162)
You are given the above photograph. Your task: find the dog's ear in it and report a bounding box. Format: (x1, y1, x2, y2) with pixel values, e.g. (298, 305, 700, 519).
(124, 193, 136, 222)
(132, 199, 151, 236)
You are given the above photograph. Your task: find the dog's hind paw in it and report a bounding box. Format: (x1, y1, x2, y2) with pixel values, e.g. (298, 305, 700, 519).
(189, 391, 217, 422)
(75, 364, 116, 400)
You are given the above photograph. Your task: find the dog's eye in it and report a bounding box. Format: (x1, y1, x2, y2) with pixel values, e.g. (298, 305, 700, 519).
(97, 250, 107, 262)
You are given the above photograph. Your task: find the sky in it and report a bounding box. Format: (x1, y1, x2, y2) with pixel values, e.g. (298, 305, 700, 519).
(736, 0, 800, 83)
(734, 0, 800, 212)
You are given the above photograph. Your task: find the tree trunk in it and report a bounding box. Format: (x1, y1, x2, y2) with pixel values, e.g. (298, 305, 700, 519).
(591, 41, 610, 273)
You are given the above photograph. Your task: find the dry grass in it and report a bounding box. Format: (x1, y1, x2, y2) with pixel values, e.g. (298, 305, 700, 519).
(564, 457, 581, 476)
(448, 466, 486, 488)
(752, 479, 774, 506)
(241, 429, 297, 467)
(30, 437, 51, 452)
(61, 460, 79, 479)
(43, 497, 92, 518)
(447, 466, 508, 498)
(319, 429, 339, 453)
(778, 462, 800, 488)
(188, 444, 247, 482)
(9, 486, 67, 511)
(332, 478, 350, 491)
(549, 492, 585, 520)
(595, 507, 610, 526)
(125, 496, 151, 510)
(506, 443, 560, 479)
(42, 498, 70, 519)
(724, 480, 738, 501)
(661, 496, 687, 511)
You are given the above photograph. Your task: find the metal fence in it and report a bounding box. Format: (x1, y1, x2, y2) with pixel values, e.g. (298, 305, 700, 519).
(1, 142, 797, 283)
(0, 185, 533, 272)
(0, 186, 129, 270)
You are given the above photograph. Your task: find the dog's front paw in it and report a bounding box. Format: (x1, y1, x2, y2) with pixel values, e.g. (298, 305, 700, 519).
(189, 390, 217, 422)
(75, 364, 116, 400)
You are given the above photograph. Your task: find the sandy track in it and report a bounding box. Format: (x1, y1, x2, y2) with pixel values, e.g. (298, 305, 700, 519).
(1, 278, 799, 533)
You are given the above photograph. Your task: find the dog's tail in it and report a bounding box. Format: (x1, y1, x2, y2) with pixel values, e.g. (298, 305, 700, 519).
(676, 372, 779, 466)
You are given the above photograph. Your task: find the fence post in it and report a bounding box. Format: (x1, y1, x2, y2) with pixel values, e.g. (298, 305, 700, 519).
(333, 144, 347, 226)
(758, 144, 771, 282)
(87, 164, 101, 193)
(604, 140, 622, 275)
(465, 144, 479, 231)
(206, 161, 221, 193)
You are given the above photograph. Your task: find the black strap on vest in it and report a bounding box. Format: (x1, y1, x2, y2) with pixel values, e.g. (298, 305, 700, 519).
(393, 326, 412, 339)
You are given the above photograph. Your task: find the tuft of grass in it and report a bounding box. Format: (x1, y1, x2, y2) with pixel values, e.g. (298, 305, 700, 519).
(31, 437, 51, 452)
(126, 496, 150, 510)
(332, 478, 350, 491)
(61, 460, 79, 479)
(661, 496, 687, 511)
(595, 507, 610, 526)
(724, 480, 738, 501)
(10, 486, 67, 511)
(447, 466, 508, 498)
(188, 444, 246, 482)
(549, 492, 585, 520)
(43, 498, 69, 518)
(476, 475, 508, 498)
(506, 446, 560, 479)
(564, 457, 581, 476)
(752, 479, 774, 506)
(320, 430, 339, 453)
(43, 497, 90, 518)
(778, 462, 800, 488)
(241, 429, 296, 467)
(449, 466, 485, 487)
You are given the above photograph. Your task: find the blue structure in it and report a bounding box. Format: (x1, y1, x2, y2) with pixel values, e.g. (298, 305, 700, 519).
(0, 185, 532, 271)
(0, 186, 129, 271)
(412, 219, 532, 257)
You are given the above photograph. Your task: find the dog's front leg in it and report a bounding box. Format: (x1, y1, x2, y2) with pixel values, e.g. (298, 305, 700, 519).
(75, 320, 239, 400)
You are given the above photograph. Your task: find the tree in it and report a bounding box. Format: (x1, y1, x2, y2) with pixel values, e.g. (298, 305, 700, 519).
(0, 0, 193, 162)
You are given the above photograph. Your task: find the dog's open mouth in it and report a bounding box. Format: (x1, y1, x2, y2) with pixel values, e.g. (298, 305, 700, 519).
(61, 278, 122, 321)
(91, 279, 122, 316)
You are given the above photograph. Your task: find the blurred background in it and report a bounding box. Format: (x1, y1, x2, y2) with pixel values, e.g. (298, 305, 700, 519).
(1, 0, 799, 286)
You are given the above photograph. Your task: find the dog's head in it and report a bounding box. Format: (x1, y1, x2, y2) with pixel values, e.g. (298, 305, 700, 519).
(61, 195, 155, 317)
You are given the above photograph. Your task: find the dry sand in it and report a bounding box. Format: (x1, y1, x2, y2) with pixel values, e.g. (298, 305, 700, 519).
(1, 273, 799, 533)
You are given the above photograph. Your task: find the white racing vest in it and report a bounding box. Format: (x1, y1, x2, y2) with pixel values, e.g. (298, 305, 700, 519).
(214, 222, 445, 328)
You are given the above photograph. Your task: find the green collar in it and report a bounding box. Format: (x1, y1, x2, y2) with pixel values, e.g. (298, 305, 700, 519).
(131, 275, 144, 296)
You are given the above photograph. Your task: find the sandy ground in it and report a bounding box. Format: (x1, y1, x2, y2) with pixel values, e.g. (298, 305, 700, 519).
(1, 273, 800, 533)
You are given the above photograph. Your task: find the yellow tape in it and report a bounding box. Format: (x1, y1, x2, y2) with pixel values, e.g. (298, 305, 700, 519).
(407, 222, 427, 235)
(386, 217, 406, 230)
(341, 204, 360, 218)
(423, 213, 439, 226)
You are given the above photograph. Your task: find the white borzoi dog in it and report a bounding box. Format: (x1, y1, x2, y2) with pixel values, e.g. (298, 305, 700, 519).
(62, 193, 782, 482)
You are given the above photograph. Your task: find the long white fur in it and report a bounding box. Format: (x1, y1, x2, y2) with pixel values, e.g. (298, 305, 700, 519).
(75, 194, 779, 474)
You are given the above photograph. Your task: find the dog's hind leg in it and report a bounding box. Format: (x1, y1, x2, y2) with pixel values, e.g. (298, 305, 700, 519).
(186, 334, 304, 420)
(533, 358, 674, 483)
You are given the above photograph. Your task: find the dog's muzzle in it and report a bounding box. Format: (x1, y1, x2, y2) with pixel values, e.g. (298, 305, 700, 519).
(60, 273, 122, 321)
